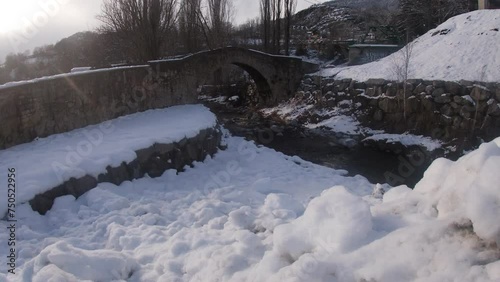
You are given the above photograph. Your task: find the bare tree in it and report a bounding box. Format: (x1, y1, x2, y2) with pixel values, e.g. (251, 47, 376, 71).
(269, 0, 282, 54)
(260, 0, 272, 52)
(205, 0, 234, 48)
(283, 0, 296, 56)
(392, 38, 414, 121)
(179, 0, 203, 53)
(98, 0, 178, 61)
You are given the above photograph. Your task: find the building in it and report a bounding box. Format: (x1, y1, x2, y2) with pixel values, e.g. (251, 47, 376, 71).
(479, 0, 500, 9)
(348, 44, 401, 66)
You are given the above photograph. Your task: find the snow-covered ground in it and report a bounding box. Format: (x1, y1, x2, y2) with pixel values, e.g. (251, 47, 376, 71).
(1, 101, 500, 280)
(0, 105, 217, 216)
(320, 10, 500, 82)
(1, 128, 500, 281)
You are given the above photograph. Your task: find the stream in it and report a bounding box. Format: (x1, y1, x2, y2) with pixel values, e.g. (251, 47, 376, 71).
(203, 100, 432, 188)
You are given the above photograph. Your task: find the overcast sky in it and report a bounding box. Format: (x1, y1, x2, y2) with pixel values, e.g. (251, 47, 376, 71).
(0, 0, 326, 63)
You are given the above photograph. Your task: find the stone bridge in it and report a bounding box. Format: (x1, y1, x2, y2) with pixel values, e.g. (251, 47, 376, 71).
(0, 47, 318, 149)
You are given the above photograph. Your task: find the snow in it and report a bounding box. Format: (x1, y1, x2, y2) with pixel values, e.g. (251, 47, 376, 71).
(0, 105, 217, 217)
(364, 133, 443, 151)
(323, 10, 500, 82)
(1, 107, 499, 281)
(0, 65, 149, 90)
(306, 115, 362, 135)
(70, 67, 92, 73)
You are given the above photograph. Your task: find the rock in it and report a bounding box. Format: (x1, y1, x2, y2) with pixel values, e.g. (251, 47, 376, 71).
(450, 102, 460, 109)
(453, 95, 465, 105)
(338, 138, 358, 148)
(459, 80, 474, 87)
(353, 82, 366, 89)
(366, 87, 376, 97)
(379, 98, 399, 113)
(324, 92, 335, 100)
(407, 79, 423, 85)
(440, 114, 452, 125)
(470, 86, 491, 101)
(373, 110, 384, 121)
(422, 96, 435, 111)
(487, 102, 500, 116)
(460, 118, 473, 130)
(434, 93, 451, 104)
(445, 81, 462, 95)
(366, 78, 386, 86)
(433, 80, 446, 88)
(440, 104, 453, 116)
(452, 116, 462, 129)
(406, 97, 419, 113)
(459, 106, 473, 119)
(413, 83, 426, 95)
(322, 83, 335, 93)
(425, 85, 434, 95)
(386, 84, 398, 97)
(496, 88, 500, 102)
(432, 88, 445, 97)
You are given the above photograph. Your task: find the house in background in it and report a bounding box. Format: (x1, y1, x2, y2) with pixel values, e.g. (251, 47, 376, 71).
(479, 0, 500, 9)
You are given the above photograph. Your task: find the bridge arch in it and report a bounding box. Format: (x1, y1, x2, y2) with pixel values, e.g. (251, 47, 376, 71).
(149, 47, 307, 105)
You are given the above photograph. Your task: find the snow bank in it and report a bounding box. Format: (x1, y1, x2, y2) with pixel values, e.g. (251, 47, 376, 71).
(328, 10, 500, 82)
(0, 105, 217, 216)
(413, 138, 500, 244)
(244, 137, 500, 281)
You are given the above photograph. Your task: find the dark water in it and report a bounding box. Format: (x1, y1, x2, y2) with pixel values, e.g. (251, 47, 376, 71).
(204, 102, 431, 187)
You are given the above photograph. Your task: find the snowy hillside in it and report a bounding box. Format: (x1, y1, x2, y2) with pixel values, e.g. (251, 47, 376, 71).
(293, 0, 398, 34)
(330, 10, 500, 82)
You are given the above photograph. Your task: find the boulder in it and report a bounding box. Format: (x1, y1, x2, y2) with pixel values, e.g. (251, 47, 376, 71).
(373, 110, 384, 121)
(432, 88, 445, 97)
(434, 93, 452, 104)
(432, 80, 446, 88)
(470, 86, 492, 101)
(366, 78, 386, 86)
(445, 81, 462, 95)
(425, 85, 434, 95)
(440, 104, 453, 116)
(413, 83, 426, 95)
(379, 98, 399, 113)
(487, 102, 500, 116)
(422, 96, 435, 111)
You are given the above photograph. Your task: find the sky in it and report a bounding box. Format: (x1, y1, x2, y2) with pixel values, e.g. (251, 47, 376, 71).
(0, 0, 326, 63)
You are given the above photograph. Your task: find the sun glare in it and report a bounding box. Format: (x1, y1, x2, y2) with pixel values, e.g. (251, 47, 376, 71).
(0, 2, 33, 34)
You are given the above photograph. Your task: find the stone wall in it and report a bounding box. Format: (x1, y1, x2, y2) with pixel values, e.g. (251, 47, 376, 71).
(0, 66, 196, 150)
(301, 76, 500, 140)
(29, 126, 222, 214)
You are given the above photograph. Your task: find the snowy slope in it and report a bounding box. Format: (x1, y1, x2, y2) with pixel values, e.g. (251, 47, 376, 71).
(0, 105, 217, 216)
(329, 10, 500, 82)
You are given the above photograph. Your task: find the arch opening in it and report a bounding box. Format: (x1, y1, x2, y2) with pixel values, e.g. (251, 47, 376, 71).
(197, 61, 273, 107)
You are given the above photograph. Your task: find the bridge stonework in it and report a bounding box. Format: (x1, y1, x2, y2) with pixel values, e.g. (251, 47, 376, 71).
(0, 48, 314, 149)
